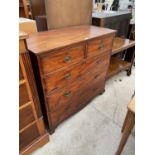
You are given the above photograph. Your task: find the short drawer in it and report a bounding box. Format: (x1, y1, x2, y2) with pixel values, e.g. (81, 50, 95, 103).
(19, 84, 30, 107)
(40, 44, 85, 75)
(87, 35, 113, 57)
(43, 62, 84, 95)
(19, 104, 35, 130)
(46, 78, 83, 113)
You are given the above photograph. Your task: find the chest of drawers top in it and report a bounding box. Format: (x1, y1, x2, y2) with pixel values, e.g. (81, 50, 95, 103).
(27, 25, 116, 54)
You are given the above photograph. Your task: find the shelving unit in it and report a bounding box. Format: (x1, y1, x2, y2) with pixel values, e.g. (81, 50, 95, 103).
(107, 37, 135, 79)
(19, 31, 49, 154)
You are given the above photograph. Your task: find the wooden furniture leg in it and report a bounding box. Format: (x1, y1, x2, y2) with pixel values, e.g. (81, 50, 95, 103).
(115, 110, 135, 155)
(124, 46, 135, 76)
(121, 110, 130, 133)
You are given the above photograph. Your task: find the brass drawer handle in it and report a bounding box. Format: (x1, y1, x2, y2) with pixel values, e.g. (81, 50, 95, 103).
(64, 73, 71, 80)
(96, 59, 102, 64)
(64, 91, 72, 97)
(64, 56, 71, 62)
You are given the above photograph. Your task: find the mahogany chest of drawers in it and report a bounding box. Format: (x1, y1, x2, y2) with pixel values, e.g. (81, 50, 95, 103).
(27, 25, 116, 133)
(19, 32, 49, 154)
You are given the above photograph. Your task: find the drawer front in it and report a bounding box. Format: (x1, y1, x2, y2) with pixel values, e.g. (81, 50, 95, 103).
(46, 78, 83, 113)
(43, 63, 84, 95)
(73, 72, 106, 109)
(82, 52, 110, 76)
(50, 105, 74, 129)
(19, 104, 35, 130)
(40, 44, 85, 75)
(19, 84, 30, 107)
(19, 123, 40, 151)
(82, 77, 105, 103)
(87, 35, 113, 57)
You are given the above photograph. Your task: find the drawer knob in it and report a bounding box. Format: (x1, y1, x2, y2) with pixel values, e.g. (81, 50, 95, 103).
(64, 73, 71, 80)
(64, 56, 71, 62)
(64, 91, 72, 97)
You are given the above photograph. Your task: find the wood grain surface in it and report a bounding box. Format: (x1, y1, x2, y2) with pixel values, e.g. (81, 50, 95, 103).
(27, 25, 116, 54)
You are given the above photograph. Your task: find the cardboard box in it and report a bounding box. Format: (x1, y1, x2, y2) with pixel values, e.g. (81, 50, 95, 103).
(19, 18, 37, 34)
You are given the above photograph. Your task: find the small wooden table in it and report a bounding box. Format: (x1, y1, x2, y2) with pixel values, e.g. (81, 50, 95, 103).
(115, 97, 135, 155)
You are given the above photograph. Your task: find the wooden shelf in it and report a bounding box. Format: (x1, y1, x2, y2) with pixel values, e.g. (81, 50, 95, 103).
(107, 57, 131, 78)
(112, 37, 135, 55)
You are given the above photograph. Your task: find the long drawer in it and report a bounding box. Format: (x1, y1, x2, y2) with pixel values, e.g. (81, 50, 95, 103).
(46, 77, 84, 113)
(39, 44, 85, 75)
(43, 62, 84, 95)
